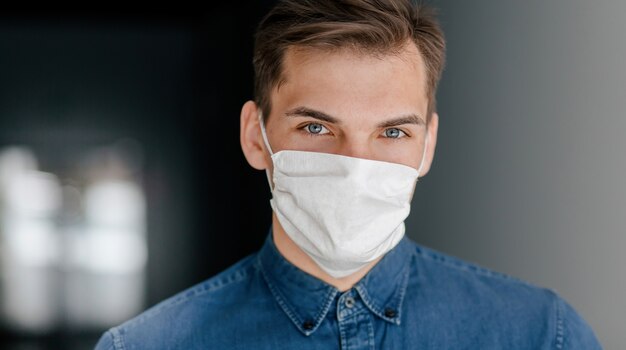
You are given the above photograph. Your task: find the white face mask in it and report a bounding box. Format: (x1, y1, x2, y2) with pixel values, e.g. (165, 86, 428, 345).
(259, 112, 428, 278)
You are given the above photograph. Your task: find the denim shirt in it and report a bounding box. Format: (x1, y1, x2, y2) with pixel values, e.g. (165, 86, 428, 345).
(95, 230, 602, 349)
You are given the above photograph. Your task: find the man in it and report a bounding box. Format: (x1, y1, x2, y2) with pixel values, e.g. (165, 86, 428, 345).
(96, 0, 602, 348)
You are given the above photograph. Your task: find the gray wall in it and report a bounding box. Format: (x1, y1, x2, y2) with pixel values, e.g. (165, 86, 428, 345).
(406, 1, 626, 348)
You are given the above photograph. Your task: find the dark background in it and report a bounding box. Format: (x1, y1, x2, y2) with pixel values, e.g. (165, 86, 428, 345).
(0, 4, 275, 349)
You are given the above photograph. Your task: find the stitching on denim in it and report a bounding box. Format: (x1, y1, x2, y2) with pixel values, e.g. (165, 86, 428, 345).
(356, 285, 386, 323)
(413, 243, 539, 288)
(367, 312, 376, 350)
(258, 251, 337, 336)
(258, 252, 308, 334)
(314, 287, 338, 326)
(555, 293, 565, 349)
(121, 256, 255, 331)
(338, 293, 369, 322)
(391, 262, 410, 325)
(355, 261, 409, 326)
(338, 310, 348, 349)
(195, 256, 256, 294)
(356, 284, 380, 316)
(110, 327, 126, 350)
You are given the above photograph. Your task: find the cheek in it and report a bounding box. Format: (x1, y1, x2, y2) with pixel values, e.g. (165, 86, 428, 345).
(378, 142, 424, 170)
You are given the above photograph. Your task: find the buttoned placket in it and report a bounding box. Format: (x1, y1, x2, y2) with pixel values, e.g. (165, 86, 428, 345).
(258, 229, 412, 346)
(336, 289, 375, 350)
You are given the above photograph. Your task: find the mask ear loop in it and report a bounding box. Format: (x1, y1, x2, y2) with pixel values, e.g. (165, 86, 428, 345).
(258, 111, 276, 191)
(415, 133, 429, 180)
(258, 111, 274, 155)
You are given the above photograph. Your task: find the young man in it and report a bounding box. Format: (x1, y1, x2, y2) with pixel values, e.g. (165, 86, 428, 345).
(96, 1, 602, 348)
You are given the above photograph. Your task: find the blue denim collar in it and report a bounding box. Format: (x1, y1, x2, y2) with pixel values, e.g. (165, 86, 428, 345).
(257, 227, 413, 336)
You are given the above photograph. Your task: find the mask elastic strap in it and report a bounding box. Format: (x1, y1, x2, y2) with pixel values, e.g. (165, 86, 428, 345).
(258, 111, 274, 156)
(258, 111, 275, 191)
(416, 134, 429, 179)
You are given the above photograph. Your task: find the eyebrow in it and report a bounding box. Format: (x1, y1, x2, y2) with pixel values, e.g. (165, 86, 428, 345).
(284, 106, 425, 128)
(376, 114, 425, 128)
(284, 107, 340, 124)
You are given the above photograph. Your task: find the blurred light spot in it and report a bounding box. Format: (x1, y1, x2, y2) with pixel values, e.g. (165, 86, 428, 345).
(84, 180, 146, 230)
(0, 141, 148, 332)
(70, 229, 147, 274)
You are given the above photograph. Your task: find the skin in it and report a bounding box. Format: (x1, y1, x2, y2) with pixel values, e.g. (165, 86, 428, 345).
(240, 40, 438, 291)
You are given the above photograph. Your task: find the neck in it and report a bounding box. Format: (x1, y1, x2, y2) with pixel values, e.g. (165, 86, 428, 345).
(271, 213, 381, 292)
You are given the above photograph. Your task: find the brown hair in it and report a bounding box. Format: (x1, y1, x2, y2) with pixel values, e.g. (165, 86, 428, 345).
(253, 0, 446, 122)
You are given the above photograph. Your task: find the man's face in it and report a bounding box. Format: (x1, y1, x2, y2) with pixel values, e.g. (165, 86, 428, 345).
(242, 40, 438, 176)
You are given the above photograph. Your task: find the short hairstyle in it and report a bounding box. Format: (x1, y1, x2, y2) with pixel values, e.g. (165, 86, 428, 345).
(253, 0, 446, 122)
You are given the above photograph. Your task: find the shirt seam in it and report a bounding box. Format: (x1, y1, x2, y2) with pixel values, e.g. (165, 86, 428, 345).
(413, 244, 539, 288)
(120, 255, 255, 332)
(414, 243, 568, 348)
(555, 292, 565, 349)
(355, 260, 409, 325)
(257, 251, 337, 335)
(110, 327, 126, 350)
(393, 260, 410, 325)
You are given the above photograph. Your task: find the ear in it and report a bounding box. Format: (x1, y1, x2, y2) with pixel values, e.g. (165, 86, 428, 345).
(417, 112, 439, 177)
(240, 100, 271, 170)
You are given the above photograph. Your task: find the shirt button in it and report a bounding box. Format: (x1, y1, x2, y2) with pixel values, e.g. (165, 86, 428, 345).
(302, 320, 315, 331)
(344, 296, 355, 308)
(384, 308, 397, 318)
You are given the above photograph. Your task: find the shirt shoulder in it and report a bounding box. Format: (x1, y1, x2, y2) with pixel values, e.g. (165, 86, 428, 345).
(404, 240, 602, 349)
(95, 253, 265, 350)
(410, 240, 547, 296)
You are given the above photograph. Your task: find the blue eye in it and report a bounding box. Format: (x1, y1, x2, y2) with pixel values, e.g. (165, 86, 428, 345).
(384, 128, 406, 138)
(305, 123, 329, 135)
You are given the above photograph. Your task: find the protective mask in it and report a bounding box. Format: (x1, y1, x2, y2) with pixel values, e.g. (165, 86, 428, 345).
(259, 112, 427, 278)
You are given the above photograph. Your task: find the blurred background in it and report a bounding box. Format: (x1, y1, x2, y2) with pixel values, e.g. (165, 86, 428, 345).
(0, 1, 623, 349)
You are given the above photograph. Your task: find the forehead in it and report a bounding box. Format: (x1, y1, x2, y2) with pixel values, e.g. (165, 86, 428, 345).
(271, 41, 428, 120)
